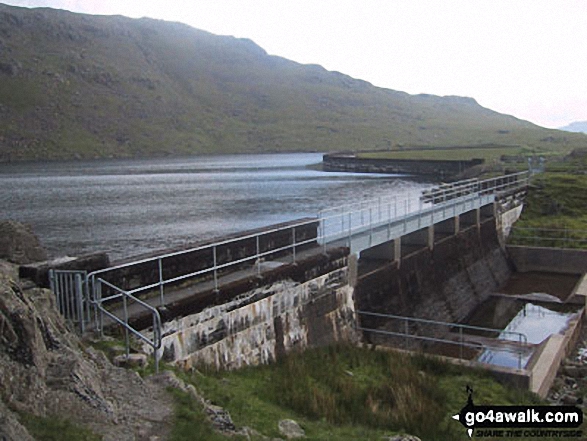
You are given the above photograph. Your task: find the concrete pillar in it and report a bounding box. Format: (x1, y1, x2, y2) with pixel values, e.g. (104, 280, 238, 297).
(348, 253, 358, 288)
(394, 239, 401, 263)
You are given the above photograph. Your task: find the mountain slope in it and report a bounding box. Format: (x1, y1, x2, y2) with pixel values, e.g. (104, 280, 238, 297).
(0, 4, 582, 161)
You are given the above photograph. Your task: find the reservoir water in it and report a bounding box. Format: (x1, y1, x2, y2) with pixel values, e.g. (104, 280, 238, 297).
(0, 153, 432, 262)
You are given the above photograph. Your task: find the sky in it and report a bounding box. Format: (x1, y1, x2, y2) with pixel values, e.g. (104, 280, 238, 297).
(3, 0, 587, 129)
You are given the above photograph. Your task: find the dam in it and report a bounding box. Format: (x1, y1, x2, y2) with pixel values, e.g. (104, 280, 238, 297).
(21, 170, 587, 396)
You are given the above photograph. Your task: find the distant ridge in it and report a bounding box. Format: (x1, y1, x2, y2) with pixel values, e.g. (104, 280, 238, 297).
(0, 4, 583, 161)
(559, 121, 587, 134)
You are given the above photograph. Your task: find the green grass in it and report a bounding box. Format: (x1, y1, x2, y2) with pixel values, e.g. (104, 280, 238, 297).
(508, 152, 587, 248)
(358, 145, 558, 163)
(187, 344, 551, 441)
(168, 387, 245, 441)
(18, 413, 101, 441)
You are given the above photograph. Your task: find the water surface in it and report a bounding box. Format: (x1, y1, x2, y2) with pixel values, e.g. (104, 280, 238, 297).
(1, 153, 431, 261)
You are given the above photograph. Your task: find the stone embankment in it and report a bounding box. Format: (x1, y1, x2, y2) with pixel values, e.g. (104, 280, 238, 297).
(548, 324, 587, 407)
(322, 152, 484, 180)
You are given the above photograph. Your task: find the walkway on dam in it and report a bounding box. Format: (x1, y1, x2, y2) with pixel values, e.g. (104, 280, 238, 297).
(98, 242, 334, 329)
(49, 171, 529, 347)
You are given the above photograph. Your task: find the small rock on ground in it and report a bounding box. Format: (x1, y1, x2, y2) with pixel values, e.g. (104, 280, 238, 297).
(278, 419, 305, 439)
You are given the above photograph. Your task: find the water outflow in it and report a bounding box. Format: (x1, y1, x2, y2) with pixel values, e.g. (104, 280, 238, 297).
(478, 302, 577, 369)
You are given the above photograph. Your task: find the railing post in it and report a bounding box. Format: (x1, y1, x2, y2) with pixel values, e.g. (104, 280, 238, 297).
(75, 273, 84, 334)
(347, 212, 352, 247)
(153, 314, 160, 374)
(459, 326, 463, 360)
(123, 292, 129, 360)
(292, 226, 296, 263)
(213, 246, 218, 291)
(256, 235, 261, 276)
(158, 257, 164, 306)
(97, 278, 103, 336)
(404, 318, 409, 349)
(369, 207, 373, 245)
(378, 196, 382, 222)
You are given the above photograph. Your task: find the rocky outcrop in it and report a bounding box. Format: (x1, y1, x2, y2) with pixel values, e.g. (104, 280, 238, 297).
(0, 220, 47, 264)
(0, 260, 174, 441)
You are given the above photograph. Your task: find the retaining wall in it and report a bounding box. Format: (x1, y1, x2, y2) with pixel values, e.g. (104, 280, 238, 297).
(153, 252, 356, 369)
(323, 153, 483, 180)
(356, 218, 512, 342)
(507, 246, 587, 275)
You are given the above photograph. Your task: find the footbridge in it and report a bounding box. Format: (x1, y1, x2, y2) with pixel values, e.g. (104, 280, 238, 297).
(319, 171, 527, 257)
(45, 171, 529, 370)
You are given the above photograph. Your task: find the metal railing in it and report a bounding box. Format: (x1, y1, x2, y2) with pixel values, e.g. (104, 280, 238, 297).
(94, 278, 162, 372)
(508, 227, 587, 249)
(87, 218, 320, 309)
(84, 171, 529, 357)
(318, 171, 529, 247)
(357, 310, 529, 370)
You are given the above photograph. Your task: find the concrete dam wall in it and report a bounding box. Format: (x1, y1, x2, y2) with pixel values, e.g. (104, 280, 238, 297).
(154, 249, 357, 370)
(355, 218, 512, 338)
(323, 153, 483, 180)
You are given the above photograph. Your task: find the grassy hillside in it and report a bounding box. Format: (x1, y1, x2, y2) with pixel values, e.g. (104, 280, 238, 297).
(0, 4, 585, 162)
(507, 150, 587, 248)
(181, 345, 557, 441)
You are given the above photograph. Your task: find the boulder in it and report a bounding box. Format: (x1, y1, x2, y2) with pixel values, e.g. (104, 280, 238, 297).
(278, 419, 305, 439)
(113, 353, 148, 369)
(383, 436, 422, 441)
(0, 220, 47, 264)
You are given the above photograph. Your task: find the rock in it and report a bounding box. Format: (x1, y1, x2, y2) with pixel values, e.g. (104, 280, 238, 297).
(0, 398, 35, 441)
(0, 220, 47, 264)
(562, 393, 579, 405)
(562, 365, 587, 378)
(383, 436, 422, 441)
(278, 419, 305, 439)
(113, 353, 148, 368)
(207, 404, 236, 433)
(0, 262, 175, 441)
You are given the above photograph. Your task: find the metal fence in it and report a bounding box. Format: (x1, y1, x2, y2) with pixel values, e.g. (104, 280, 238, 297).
(49, 269, 89, 333)
(93, 278, 162, 372)
(318, 171, 528, 247)
(357, 310, 529, 370)
(508, 227, 587, 249)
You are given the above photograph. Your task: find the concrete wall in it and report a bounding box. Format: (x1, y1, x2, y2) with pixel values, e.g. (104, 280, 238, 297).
(356, 219, 512, 341)
(154, 262, 356, 370)
(507, 246, 587, 275)
(98, 219, 318, 295)
(529, 309, 583, 398)
(323, 153, 483, 180)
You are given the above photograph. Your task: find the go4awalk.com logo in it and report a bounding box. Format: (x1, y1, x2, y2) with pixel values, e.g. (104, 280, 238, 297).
(452, 386, 583, 438)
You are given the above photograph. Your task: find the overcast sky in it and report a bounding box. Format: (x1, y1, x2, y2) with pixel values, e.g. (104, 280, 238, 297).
(3, 0, 586, 129)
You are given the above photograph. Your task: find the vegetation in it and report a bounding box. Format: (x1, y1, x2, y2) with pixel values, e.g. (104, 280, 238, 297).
(18, 413, 101, 441)
(186, 344, 550, 441)
(168, 387, 244, 441)
(1, 3, 586, 162)
(508, 150, 587, 248)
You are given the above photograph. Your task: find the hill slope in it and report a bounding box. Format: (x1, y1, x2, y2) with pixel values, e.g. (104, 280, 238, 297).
(0, 4, 583, 161)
